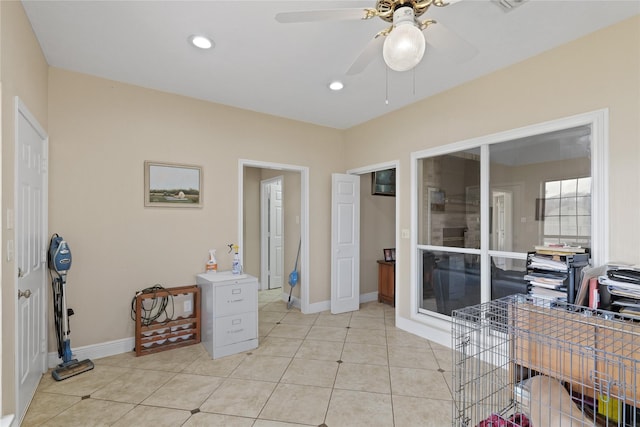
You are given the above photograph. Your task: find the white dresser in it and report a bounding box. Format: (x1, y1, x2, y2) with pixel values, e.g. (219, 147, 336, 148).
(196, 272, 258, 359)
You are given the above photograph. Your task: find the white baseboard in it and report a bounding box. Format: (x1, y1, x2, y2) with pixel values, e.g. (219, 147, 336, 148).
(301, 292, 380, 314)
(47, 337, 135, 368)
(396, 315, 452, 349)
(46, 291, 390, 367)
(360, 291, 378, 304)
(306, 299, 330, 314)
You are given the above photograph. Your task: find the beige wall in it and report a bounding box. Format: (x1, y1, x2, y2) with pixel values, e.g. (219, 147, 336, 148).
(46, 67, 344, 352)
(1, 0, 49, 414)
(344, 15, 640, 323)
(243, 166, 261, 277)
(360, 173, 396, 295)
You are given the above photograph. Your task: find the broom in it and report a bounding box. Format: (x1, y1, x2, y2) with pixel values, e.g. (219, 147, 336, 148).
(287, 239, 301, 309)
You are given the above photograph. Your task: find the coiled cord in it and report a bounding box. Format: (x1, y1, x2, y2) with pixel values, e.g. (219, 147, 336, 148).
(130, 285, 175, 326)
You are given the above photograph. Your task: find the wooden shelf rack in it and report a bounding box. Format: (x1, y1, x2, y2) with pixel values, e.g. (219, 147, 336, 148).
(134, 285, 201, 357)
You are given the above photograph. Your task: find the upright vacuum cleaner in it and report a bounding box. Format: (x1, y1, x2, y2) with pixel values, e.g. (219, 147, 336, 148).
(49, 234, 94, 381)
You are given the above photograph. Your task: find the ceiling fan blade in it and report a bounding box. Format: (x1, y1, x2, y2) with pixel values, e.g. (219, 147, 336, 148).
(346, 36, 384, 76)
(346, 29, 389, 75)
(424, 22, 478, 63)
(275, 8, 374, 24)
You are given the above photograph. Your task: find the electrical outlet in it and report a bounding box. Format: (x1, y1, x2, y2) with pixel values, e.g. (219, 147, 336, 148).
(183, 300, 192, 312)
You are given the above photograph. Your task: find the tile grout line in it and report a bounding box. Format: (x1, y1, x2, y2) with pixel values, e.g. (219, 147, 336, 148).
(320, 310, 352, 426)
(384, 305, 397, 427)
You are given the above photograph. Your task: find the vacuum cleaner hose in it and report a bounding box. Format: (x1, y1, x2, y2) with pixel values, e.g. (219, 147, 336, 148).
(50, 272, 65, 359)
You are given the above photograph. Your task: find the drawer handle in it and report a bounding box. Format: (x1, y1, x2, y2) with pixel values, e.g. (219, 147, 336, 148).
(232, 319, 242, 325)
(228, 328, 244, 334)
(228, 298, 244, 303)
(232, 289, 242, 295)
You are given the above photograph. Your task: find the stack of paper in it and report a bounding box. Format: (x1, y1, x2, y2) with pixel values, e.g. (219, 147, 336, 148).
(534, 244, 587, 255)
(528, 255, 569, 272)
(524, 274, 565, 289)
(600, 265, 640, 319)
(524, 273, 566, 300)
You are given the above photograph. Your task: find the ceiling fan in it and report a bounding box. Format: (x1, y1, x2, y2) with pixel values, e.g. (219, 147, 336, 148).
(275, 0, 475, 74)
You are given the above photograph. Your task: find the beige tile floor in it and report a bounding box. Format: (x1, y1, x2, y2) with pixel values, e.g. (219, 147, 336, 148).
(22, 289, 454, 426)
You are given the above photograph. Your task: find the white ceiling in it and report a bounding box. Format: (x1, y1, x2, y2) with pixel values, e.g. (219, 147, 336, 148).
(21, 1, 639, 129)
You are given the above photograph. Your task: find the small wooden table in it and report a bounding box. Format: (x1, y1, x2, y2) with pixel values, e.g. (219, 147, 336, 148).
(377, 260, 395, 306)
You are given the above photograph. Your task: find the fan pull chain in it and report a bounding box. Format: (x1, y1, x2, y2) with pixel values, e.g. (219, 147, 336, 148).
(385, 66, 389, 105)
(413, 68, 416, 95)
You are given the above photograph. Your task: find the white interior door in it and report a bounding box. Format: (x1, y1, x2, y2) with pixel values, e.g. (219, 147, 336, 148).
(15, 98, 48, 422)
(261, 177, 284, 290)
(269, 180, 284, 289)
(331, 173, 360, 314)
(492, 190, 513, 269)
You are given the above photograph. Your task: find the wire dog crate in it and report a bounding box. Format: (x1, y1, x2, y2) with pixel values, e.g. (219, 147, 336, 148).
(452, 295, 640, 426)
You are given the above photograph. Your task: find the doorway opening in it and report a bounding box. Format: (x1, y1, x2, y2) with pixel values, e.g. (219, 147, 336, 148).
(345, 162, 399, 311)
(239, 160, 309, 313)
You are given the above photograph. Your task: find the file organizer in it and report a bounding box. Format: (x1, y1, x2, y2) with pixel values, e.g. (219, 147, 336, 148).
(526, 251, 589, 304)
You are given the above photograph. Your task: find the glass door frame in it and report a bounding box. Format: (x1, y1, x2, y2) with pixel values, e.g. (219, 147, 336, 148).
(410, 109, 609, 324)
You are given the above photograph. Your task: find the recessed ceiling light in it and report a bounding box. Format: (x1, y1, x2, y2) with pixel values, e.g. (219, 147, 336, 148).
(329, 81, 344, 91)
(189, 35, 213, 50)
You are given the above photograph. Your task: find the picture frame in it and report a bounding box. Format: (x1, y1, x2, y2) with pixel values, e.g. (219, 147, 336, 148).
(371, 168, 396, 196)
(383, 248, 396, 262)
(430, 189, 445, 211)
(144, 161, 203, 208)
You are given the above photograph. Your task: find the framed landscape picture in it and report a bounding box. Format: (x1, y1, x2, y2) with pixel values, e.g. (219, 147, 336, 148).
(144, 161, 202, 208)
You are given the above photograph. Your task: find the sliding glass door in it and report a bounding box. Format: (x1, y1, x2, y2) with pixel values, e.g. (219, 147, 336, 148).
(414, 113, 605, 318)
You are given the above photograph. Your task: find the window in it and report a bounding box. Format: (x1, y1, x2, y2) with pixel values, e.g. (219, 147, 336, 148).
(418, 151, 482, 316)
(413, 112, 607, 320)
(542, 177, 591, 247)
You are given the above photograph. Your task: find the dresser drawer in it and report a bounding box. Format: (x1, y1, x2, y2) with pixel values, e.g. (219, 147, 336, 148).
(214, 281, 257, 317)
(214, 311, 257, 348)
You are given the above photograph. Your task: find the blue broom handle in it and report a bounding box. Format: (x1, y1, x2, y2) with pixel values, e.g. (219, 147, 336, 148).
(294, 239, 301, 270)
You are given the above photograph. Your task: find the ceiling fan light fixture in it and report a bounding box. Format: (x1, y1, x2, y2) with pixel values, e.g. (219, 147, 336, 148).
(189, 35, 213, 50)
(382, 7, 425, 72)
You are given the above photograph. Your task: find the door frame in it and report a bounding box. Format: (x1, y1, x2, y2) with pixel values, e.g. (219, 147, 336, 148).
(346, 160, 400, 309)
(260, 176, 284, 291)
(409, 109, 608, 347)
(14, 96, 49, 422)
(239, 160, 309, 313)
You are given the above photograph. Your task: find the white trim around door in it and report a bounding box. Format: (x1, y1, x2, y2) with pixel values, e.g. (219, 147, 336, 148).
(238, 159, 310, 313)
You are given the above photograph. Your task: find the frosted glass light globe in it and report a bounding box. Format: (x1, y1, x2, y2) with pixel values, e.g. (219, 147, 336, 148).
(382, 7, 426, 72)
(383, 23, 426, 72)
